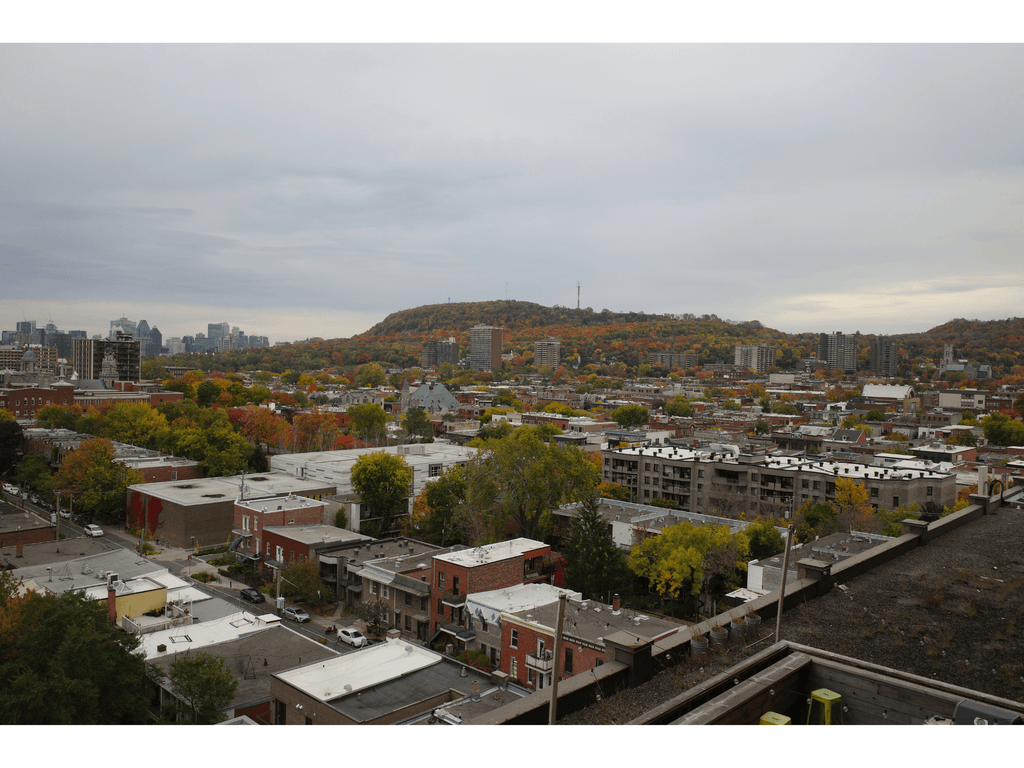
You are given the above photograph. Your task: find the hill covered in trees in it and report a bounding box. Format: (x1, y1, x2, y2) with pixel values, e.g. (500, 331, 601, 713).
(159, 304, 1024, 380)
(359, 300, 673, 336)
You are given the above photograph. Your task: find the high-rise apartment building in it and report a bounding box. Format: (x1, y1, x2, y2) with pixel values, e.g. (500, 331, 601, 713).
(734, 344, 777, 372)
(649, 351, 699, 370)
(817, 332, 857, 372)
(534, 338, 561, 369)
(469, 325, 503, 371)
(870, 336, 899, 378)
(421, 338, 461, 369)
(72, 332, 142, 383)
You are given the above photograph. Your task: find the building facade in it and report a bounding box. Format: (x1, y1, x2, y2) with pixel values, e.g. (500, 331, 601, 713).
(72, 332, 142, 382)
(469, 325, 503, 371)
(534, 338, 560, 369)
(733, 344, 776, 373)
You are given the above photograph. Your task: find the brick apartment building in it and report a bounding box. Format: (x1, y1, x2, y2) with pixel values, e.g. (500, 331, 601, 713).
(500, 593, 681, 692)
(602, 445, 957, 516)
(232, 495, 327, 564)
(430, 538, 562, 646)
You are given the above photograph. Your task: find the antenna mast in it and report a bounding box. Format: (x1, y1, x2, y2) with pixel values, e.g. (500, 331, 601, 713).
(577, 281, 580, 310)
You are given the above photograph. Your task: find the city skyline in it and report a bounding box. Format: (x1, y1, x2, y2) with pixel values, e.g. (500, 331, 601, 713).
(2, 45, 1022, 343)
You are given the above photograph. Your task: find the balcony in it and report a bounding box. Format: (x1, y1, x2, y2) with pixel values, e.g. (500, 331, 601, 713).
(441, 590, 466, 607)
(526, 649, 554, 673)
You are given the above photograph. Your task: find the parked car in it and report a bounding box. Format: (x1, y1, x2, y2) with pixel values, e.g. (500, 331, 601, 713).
(240, 588, 265, 604)
(283, 606, 310, 623)
(83, 524, 104, 537)
(338, 628, 368, 647)
(58, 509, 71, 519)
(1, 483, 16, 495)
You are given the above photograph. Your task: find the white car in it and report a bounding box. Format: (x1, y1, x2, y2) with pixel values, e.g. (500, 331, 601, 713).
(2, 483, 17, 495)
(84, 524, 104, 537)
(283, 606, 310, 623)
(338, 628, 368, 647)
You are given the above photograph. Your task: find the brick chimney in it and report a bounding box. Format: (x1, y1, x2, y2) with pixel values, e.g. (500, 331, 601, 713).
(16, 539, 24, 558)
(107, 587, 117, 624)
(612, 593, 620, 611)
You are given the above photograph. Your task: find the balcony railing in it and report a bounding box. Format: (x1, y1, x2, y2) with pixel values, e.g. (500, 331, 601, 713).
(441, 590, 466, 607)
(526, 649, 554, 672)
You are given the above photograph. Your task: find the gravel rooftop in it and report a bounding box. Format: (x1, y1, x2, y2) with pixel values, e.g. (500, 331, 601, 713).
(560, 505, 1024, 724)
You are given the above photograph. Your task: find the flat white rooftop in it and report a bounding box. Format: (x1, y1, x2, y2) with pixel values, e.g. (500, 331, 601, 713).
(276, 637, 439, 701)
(466, 583, 581, 621)
(236, 494, 325, 514)
(129, 472, 334, 505)
(140, 611, 279, 660)
(432, 537, 546, 567)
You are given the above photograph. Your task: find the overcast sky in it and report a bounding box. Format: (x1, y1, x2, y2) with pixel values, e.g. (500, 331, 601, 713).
(2, 44, 1022, 344)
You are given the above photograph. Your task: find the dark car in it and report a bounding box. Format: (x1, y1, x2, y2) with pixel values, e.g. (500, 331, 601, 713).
(240, 588, 265, 604)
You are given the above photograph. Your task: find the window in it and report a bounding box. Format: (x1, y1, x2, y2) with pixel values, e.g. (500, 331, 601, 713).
(927, 486, 933, 496)
(242, 515, 250, 532)
(510, 628, 519, 649)
(370, 582, 377, 595)
(438, 572, 445, 588)
(564, 647, 573, 674)
(527, 668, 535, 684)
(802, 479, 809, 489)
(452, 576, 459, 595)
(405, 615, 411, 631)
(429, 463, 442, 477)
(510, 657, 518, 680)
(437, 598, 443, 615)
(813, 481, 821, 490)
(382, 585, 389, 599)
(596, 658, 603, 667)
(871, 488, 878, 498)
(698, 469, 704, 478)
(405, 592, 413, 607)
(267, 542, 272, 556)
(893, 496, 900, 507)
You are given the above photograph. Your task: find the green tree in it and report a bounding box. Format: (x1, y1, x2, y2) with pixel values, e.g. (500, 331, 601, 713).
(864, 409, 888, 422)
(596, 481, 632, 502)
(280, 560, 332, 607)
(563, 501, 633, 601)
(980, 412, 1024, 446)
(350, 451, 414, 537)
(628, 521, 749, 617)
(334, 508, 348, 529)
(348, 403, 389, 444)
(665, 397, 695, 417)
(610, 404, 650, 429)
(462, 427, 599, 541)
(13, 454, 53, 498)
(358, 600, 391, 637)
(195, 380, 220, 406)
(792, 500, 838, 544)
(413, 467, 469, 546)
(356, 363, 387, 388)
(99, 402, 169, 446)
(402, 407, 434, 441)
(0, 419, 23, 477)
(753, 420, 770, 435)
(164, 652, 239, 724)
(0, 590, 154, 724)
(53, 438, 143, 522)
(744, 519, 785, 561)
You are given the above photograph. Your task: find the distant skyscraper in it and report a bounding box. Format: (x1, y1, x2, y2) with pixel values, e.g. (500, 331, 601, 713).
(534, 338, 561, 369)
(870, 336, 899, 378)
(73, 332, 142, 382)
(470, 325, 503, 371)
(421, 338, 461, 369)
(818, 332, 857, 372)
(734, 344, 776, 372)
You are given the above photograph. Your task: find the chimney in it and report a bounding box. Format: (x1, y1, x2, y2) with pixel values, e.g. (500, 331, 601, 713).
(612, 593, 621, 611)
(16, 539, 23, 558)
(107, 587, 117, 624)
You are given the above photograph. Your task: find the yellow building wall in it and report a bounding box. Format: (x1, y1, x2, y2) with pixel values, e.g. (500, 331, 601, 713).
(114, 588, 167, 622)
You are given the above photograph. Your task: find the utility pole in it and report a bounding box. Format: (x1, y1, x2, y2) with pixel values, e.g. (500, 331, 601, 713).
(548, 594, 567, 725)
(774, 524, 795, 644)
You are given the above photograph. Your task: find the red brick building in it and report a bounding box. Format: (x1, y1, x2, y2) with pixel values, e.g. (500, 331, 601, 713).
(430, 538, 562, 638)
(232, 495, 327, 567)
(500, 594, 682, 692)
